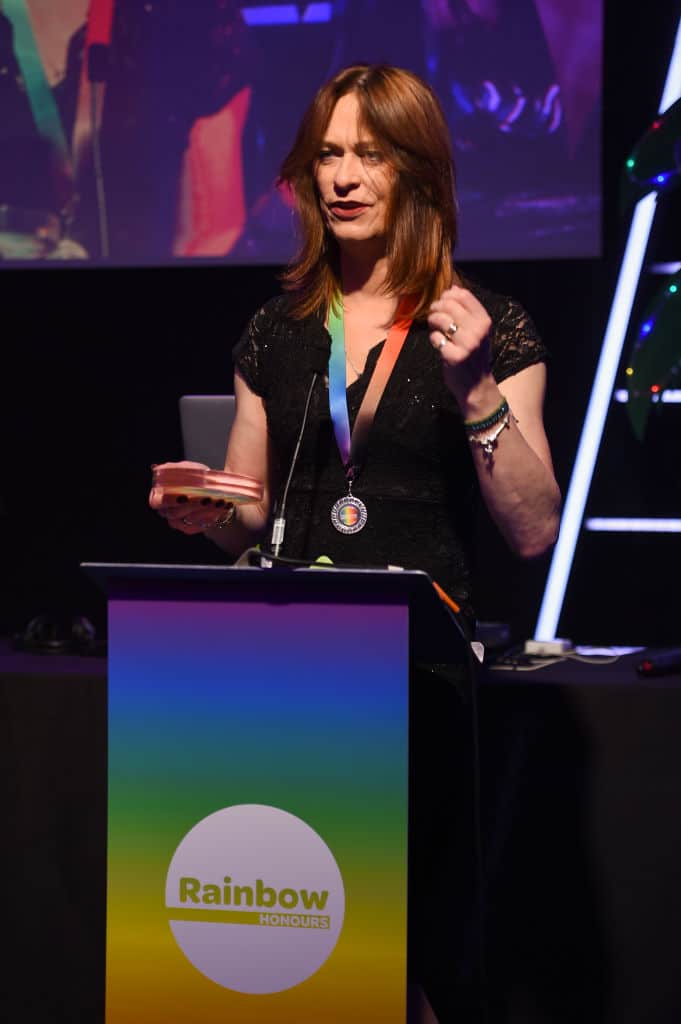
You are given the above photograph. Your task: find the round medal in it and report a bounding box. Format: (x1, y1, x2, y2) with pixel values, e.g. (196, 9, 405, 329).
(330, 494, 368, 534)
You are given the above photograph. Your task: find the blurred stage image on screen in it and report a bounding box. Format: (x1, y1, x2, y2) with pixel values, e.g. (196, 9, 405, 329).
(0, 0, 601, 265)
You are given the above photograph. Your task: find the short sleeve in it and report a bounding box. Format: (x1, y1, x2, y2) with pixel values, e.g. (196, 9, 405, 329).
(232, 302, 275, 398)
(490, 297, 549, 384)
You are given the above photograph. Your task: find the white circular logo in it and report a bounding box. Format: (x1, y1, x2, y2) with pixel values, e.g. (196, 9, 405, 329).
(165, 804, 345, 994)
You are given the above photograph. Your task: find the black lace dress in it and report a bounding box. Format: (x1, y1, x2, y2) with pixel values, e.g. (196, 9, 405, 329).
(234, 281, 549, 1017)
(233, 281, 548, 631)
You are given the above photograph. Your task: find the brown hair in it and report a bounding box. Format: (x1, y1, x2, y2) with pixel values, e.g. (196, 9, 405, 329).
(278, 64, 457, 320)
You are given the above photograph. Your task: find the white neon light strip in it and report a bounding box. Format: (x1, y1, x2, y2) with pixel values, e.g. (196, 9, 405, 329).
(660, 18, 681, 111)
(533, 194, 657, 639)
(585, 517, 681, 533)
(650, 262, 681, 274)
(534, 13, 681, 642)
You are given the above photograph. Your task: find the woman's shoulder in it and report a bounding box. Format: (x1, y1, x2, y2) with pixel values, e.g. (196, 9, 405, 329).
(244, 293, 296, 333)
(232, 296, 294, 394)
(233, 292, 329, 394)
(242, 293, 325, 338)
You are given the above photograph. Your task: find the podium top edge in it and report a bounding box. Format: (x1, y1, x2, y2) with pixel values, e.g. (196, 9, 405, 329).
(80, 562, 433, 582)
(80, 562, 470, 658)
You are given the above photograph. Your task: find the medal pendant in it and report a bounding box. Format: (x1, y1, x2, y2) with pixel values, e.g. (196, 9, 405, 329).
(331, 493, 367, 534)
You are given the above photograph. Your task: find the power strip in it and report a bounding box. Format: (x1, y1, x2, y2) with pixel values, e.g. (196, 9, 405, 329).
(524, 638, 573, 657)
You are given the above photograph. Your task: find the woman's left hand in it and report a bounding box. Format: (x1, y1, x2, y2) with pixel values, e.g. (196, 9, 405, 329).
(428, 285, 562, 559)
(427, 285, 497, 412)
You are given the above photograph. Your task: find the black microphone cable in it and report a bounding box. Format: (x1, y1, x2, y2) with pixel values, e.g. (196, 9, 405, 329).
(270, 372, 319, 558)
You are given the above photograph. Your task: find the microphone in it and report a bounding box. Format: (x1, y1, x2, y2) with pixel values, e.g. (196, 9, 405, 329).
(267, 325, 330, 560)
(270, 372, 319, 558)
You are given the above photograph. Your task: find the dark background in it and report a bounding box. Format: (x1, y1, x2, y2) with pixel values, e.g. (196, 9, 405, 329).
(1, 1, 679, 650)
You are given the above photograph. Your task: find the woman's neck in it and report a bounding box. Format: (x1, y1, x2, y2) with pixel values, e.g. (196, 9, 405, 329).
(339, 248, 398, 326)
(339, 241, 390, 293)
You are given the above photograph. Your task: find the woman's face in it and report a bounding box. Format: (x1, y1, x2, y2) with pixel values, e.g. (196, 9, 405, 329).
(314, 92, 395, 253)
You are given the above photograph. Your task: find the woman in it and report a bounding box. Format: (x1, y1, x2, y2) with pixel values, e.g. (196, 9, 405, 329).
(152, 63, 559, 619)
(150, 64, 561, 1021)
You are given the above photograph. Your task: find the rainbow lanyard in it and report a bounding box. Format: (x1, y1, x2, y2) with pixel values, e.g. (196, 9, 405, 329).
(327, 295, 414, 482)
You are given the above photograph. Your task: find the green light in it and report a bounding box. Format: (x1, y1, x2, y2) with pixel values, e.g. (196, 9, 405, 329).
(669, 284, 678, 294)
(626, 158, 635, 168)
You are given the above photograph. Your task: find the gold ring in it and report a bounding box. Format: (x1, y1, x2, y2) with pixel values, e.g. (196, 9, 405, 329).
(445, 322, 458, 339)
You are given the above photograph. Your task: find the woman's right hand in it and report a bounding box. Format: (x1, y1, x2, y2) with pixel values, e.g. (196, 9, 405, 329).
(148, 461, 235, 535)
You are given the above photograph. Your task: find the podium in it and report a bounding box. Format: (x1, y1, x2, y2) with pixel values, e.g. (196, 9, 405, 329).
(84, 562, 471, 1024)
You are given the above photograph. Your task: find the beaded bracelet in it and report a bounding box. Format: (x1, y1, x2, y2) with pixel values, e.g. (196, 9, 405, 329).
(463, 397, 509, 436)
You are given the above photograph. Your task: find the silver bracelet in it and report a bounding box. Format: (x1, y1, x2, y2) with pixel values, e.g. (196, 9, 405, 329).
(214, 503, 236, 529)
(467, 411, 513, 459)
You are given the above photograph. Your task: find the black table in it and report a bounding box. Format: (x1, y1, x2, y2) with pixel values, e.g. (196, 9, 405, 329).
(478, 650, 681, 1024)
(1, 640, 106, 1024)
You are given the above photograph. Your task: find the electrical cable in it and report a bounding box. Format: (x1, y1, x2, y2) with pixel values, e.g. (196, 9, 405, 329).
(489, 645, 625, 672)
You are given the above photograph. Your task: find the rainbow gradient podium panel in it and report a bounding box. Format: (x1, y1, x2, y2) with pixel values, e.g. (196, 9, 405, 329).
(85, 564, 467, 1024)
